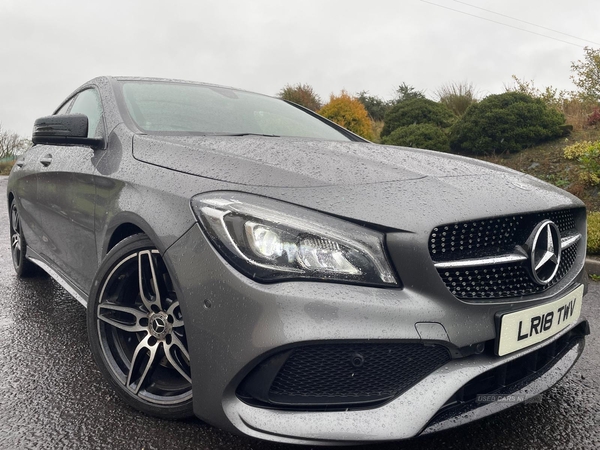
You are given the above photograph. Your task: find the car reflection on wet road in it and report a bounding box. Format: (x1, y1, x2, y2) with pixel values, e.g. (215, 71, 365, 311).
(0, 176, 598, 450)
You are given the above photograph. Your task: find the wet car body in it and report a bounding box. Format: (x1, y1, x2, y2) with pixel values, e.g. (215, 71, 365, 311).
(7, 76, 589, 444)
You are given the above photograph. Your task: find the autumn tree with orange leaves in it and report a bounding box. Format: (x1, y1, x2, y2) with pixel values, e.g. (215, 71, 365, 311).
(318, 91, 374, 140)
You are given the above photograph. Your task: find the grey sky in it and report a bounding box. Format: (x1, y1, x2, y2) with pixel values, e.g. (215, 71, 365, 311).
(1, 0, 598, 137)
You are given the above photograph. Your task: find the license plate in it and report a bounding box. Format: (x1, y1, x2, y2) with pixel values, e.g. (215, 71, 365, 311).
(496, 285, 583, 356)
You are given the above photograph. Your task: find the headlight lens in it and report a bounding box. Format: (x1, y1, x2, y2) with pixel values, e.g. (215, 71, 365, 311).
(191, 192, 399, 287)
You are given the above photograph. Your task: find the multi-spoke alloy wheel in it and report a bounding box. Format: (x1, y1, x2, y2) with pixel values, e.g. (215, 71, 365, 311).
(9, 201, 36, 277)
(88, 234, 193, 418)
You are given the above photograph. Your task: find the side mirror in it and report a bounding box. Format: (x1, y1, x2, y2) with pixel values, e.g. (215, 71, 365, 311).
(32, 114, 103, 148)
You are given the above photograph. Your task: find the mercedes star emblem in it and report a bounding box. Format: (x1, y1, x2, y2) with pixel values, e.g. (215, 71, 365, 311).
(528, 220, 561, 285)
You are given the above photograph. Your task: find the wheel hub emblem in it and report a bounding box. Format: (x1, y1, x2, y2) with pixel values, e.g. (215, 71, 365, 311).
(149, 312, 171, 339)
(153, 318, 165, 333)
(527, 220, 561, 285)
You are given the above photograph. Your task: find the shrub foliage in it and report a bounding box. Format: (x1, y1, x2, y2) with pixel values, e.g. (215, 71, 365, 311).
(564, 140, 600, 186)
(588, 212, 600, 255)
(393, 82, 426, 103)
(588, 107, 600, 127)
(449, 92, 565, 155)
(318, 91, 374, 140)
(0, 160, 15, 175)
(381, 98, 455, 138)
(436, 81, 478, 116)
(278, 83, 322, 112)
(381, 123, 449, 152)
(356, 91, 390, 122)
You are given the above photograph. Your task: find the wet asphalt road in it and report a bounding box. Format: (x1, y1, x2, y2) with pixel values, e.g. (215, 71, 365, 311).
(0, 175, 599, 450)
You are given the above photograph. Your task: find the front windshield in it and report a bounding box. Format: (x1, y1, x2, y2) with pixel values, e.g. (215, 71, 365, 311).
(120, 81, 351, 141)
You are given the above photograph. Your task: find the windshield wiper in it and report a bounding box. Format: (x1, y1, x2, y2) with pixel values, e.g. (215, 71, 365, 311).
(206, 132, 280, 137)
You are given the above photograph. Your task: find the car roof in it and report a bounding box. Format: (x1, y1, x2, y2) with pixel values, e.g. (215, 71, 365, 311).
(102, 76, 264, 96)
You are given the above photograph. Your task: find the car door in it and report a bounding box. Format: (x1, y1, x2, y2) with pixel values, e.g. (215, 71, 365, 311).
(12, 100, 75, 255)
(11, 147, 45, 255)
(34, 88, 103, 294)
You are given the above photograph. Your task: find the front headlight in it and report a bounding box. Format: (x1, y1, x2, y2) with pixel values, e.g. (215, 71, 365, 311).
(190, 192, 399, 287)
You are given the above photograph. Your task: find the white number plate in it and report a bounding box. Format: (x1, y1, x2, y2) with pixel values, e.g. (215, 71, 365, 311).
(497, 284, 583, 356)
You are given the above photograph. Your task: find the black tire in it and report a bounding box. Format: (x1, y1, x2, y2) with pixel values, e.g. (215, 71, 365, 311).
(9, 201, 37, 278)
(87, 234, 193, 419)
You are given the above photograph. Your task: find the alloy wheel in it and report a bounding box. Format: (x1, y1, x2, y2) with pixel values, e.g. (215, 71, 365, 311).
(96, 248, 192, 405)
(10, 203, 23, 270)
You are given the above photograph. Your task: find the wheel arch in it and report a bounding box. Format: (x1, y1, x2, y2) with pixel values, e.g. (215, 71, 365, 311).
(99, 213, 196, 349)
(106, 222, 145, 254)
(102, 212, 168, 258)
(7, 191, 14, 211)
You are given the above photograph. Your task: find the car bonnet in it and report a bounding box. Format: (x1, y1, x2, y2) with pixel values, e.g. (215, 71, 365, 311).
(132, 135, 581, 231)
(132, 134, 522, 188)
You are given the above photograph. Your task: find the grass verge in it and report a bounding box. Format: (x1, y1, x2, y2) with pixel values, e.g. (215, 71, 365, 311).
(0, 160, 15, 175)
(589, 211, 600, 255)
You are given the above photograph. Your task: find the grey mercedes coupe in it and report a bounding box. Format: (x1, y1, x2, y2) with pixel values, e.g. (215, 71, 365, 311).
(7, 76, 589, 445)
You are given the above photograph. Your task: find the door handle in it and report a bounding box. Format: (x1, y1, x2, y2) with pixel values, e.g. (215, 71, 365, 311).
(15, 159, 25, 168)
(40, 154, 53, 166)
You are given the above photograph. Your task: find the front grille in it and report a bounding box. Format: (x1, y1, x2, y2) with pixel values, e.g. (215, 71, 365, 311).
(238, 343, 451, 409)
(429, 208, 583, 300)
(429, 209, 575, 262)
(438, 243, 578, 299)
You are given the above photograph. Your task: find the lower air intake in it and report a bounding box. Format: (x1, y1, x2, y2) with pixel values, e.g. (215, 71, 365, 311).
(238, 343, 451, 410)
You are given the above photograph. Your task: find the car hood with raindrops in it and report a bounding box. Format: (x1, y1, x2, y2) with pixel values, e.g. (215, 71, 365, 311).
(133, 134, 581, 230)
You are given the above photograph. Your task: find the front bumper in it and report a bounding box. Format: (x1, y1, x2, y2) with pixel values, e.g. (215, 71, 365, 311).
(228, 325, 586, 444)
(164, 223, 589, 445)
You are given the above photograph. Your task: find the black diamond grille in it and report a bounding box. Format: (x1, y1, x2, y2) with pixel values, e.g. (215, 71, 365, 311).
(438, 243, 578, 299)
(429, 209, 576, 262)
(268, 344, 450, 403)
(429, 209, 582, 300)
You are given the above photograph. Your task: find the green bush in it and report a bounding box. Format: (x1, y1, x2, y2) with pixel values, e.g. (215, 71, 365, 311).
(0, 160, 15, 175)
(563, 140, 593, 159)
(381, 98, 455, 138)
(449, 92, 565, 155)
(356, 91, 391, 122)
(564, 140, 600, 185)
(381, 124, 450, 152)
(589, 212, 600, 255)
(392, 82, 426, 103)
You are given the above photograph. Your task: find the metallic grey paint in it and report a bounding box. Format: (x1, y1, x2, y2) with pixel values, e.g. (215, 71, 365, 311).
(6, 76, 589, 444)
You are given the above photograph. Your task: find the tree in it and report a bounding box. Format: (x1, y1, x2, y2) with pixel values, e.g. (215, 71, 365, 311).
(392, 82, 426, 104)
(435, 81, 479, 116)
(571, 46, 600, 102)
(318, 91, 374, 140)
(278, 83, 322, 112)
(356, 91, 391, 122)
(0, 124, 30, 160)
(449, 92, 565, 155)
(381, 98, 455, 138)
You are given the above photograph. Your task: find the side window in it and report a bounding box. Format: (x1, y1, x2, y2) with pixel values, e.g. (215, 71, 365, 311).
(70, 89, 103, 138)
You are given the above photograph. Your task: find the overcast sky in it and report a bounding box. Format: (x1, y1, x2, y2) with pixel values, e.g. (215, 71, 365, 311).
(1, 0, 598, 137)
